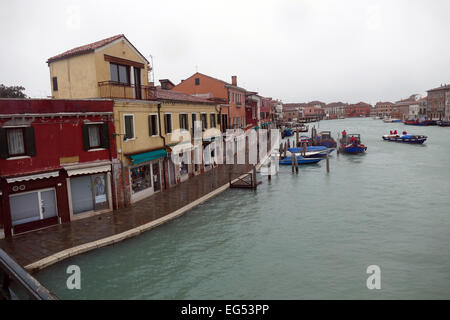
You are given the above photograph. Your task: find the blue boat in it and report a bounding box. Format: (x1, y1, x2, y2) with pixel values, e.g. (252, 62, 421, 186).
(338, 134, 367, 154)
(279, 155, 323, 165)
(288, 146, 335, 158)
(382, 134, 427, 144)
(281, 128, 293, 138)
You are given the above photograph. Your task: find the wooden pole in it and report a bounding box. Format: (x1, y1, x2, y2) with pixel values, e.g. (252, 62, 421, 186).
(326, 152, 330, 173)
(294, 153, 299, 174)
(284, 142, 288, 158)
(296, 129, 299, 147)
(291, 153, 295, 173)
(252, 165, 257, 189)
(268, 160, 271, 181)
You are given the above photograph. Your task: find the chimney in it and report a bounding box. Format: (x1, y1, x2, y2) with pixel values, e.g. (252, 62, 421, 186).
(231, 76, 237, 86)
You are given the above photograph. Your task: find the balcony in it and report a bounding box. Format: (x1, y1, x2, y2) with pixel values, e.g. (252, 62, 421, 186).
(98, 81, 156, 100)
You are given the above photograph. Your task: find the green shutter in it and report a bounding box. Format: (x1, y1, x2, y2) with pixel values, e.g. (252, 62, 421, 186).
(0, 128, 8, 159)
(25, 126, 36, 156)
(100, 123, 110, 149)
(82, 124, 90, 150)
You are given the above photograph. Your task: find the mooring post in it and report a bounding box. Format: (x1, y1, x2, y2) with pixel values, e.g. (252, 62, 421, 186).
(291, 153, 295, 173)
(252, 165, 257, 189)
(294, 153, 299, 173)
(284, 142, 288, 158)
(326, 152, 330, 173)
(296, 129, 299, 147)
(268, 160, 271, 181)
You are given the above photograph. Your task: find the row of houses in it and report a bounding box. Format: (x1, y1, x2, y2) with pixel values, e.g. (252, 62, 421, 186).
(281, 101, 372, 121)
(0, 34, 282, 238)
(374, 85, 450, 121)
(281, 83, 450, 122)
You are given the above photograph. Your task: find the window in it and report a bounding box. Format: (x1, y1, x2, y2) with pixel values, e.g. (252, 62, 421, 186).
(195, 78, 200, 85)
(164, 114, 172, 134)
(201, 113, 207, 131)
(110, 63, 130, 84)
(124, 115, 134, 140)
(7, 128, 25, 156)
(82, 123, 110, 150)
(148, 114, 158, 136)
(88, 125, 101, 148)
(179, 114, 188, 131)
(52, 77, 58, 91)
(210, 113, 216, 128)
(0, 127, 36, 159)
(191, 113, 197, 134)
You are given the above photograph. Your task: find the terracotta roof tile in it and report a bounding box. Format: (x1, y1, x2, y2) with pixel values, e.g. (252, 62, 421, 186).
(47, 34, 125, 63)
(155, 88, 216, 104)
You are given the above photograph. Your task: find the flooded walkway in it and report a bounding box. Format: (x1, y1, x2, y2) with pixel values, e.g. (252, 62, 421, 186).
(0, 164, 253, 271)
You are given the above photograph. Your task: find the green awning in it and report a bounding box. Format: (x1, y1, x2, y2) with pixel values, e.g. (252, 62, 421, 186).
(129, 149, 167, 165)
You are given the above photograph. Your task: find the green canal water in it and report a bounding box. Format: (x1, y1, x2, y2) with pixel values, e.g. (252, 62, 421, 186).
(35, 118, 450, 299)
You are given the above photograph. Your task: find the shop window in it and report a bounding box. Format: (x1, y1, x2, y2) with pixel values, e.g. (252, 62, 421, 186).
(130, 164, 152, 194)
(0, 127, 36, 159)
(70, 174, 108, 214)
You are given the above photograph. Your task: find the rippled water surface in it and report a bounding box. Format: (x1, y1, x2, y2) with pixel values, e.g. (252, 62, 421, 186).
(35, 119, 450, 299)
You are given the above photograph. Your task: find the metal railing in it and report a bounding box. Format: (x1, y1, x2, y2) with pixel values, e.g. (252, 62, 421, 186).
(98, 81, 156, 100)
(0, 249, 58, 300)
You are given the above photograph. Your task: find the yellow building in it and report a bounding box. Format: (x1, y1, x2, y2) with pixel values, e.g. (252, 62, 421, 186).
(47, 34, 221, 206)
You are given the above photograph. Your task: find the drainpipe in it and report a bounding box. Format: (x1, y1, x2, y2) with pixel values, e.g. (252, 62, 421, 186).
(157, 103, 167, 190)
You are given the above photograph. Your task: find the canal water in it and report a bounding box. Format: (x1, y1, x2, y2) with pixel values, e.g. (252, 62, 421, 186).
(35, 118, 450, 299)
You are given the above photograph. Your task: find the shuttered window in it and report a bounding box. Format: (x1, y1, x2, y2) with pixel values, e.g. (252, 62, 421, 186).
(148, 114, 158, 136)
(0, 127, 36, 158)
(210, 113, 216, 128)
(179, 114, 188, 131)
(82, 123, 110, 150)
(164, 114, 172, 134)
(201, 113, 207, 131)
(124, 115, 134, 140)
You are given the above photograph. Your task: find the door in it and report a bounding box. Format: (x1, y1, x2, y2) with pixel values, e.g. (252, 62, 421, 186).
(10, 189, 57, 227)
(168, 158, 176, 186)
(152, 162, 161, 192)
(134, 68, 142, 99)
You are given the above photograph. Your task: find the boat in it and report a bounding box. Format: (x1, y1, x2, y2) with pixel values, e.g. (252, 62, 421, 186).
(338, 133, 367, 154)
(312, 131, 337, 148)
(288, 146, 335, 158)
(281, 128, 294, 138)
(437, 120, 450, 127)
(383, 118, 402, 123)
(382, 133, 427, 144)
(298, 125, 308, 132)
(403, 119, 434, 126)
(279, 155, 323, 165)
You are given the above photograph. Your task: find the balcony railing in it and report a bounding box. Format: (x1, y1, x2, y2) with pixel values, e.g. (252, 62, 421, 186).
(0, 249, 58, 300)
(98, 81, 156, 100)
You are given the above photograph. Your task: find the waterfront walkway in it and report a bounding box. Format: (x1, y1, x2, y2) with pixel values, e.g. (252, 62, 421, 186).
(0, 164, 253, 271)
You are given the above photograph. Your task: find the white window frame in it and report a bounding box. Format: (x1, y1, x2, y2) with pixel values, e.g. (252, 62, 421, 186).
(179, 112, 189, 131)
(149, 113, 159, 137)
(123, 114, 135, 141)
(164, 112, 173, 135)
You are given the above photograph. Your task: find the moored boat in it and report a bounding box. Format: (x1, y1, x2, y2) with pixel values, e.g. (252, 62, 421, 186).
(437, 120, 450, 127)
(403, 119, 434, 126)
(279, 155, 323, 165)
(312, 130, 337, 148)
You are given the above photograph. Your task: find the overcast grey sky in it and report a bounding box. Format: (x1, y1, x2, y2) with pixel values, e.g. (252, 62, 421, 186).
(1, 0, 449, 104)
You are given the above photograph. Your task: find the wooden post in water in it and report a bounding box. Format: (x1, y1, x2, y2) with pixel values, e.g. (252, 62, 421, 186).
(294, 153, 299, 174)
(287, 139, 290, 149)
(284, 142, 288, 158)
(252, 165, 257, 189)
(326, 152, 330, 173)
(303, 142, 307, 157)
(268, 160, 271, 181)
(291, 153, 295, 173)
(296, 129, 299, 147)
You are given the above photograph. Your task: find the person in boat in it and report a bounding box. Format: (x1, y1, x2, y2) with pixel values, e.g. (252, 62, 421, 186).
(394, 130, 398, 135)
(390, 130, 393, 135)
(402, 131, 407, 135)
(350, 136, 357, 144)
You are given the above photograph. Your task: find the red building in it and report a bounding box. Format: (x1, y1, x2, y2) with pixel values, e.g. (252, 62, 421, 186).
(345, 102, 372, 117)
(0, 99, 115, 238)
(245, 91, 259, 129)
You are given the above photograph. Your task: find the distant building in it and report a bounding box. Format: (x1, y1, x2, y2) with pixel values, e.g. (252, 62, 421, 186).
(324, 102, 347, 119)
(374, 102, 394, 117)
(426, 84, 450, 120)
(392, 94, 421, 120)
(445, 92, 450, 122)
(345, 102, 372, 118)
(172, 72, 247, 131)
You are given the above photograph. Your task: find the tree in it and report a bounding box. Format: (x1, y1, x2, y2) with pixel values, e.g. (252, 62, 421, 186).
(0, 84, 27, 98)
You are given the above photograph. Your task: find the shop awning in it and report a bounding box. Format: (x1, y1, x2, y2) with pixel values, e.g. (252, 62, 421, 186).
(6, 171, 60, 183)
(129, 149, 167, 165)
(66, 164, 111, 177)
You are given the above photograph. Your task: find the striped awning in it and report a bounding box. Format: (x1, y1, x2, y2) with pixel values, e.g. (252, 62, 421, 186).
(6, 171, 60, 183)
